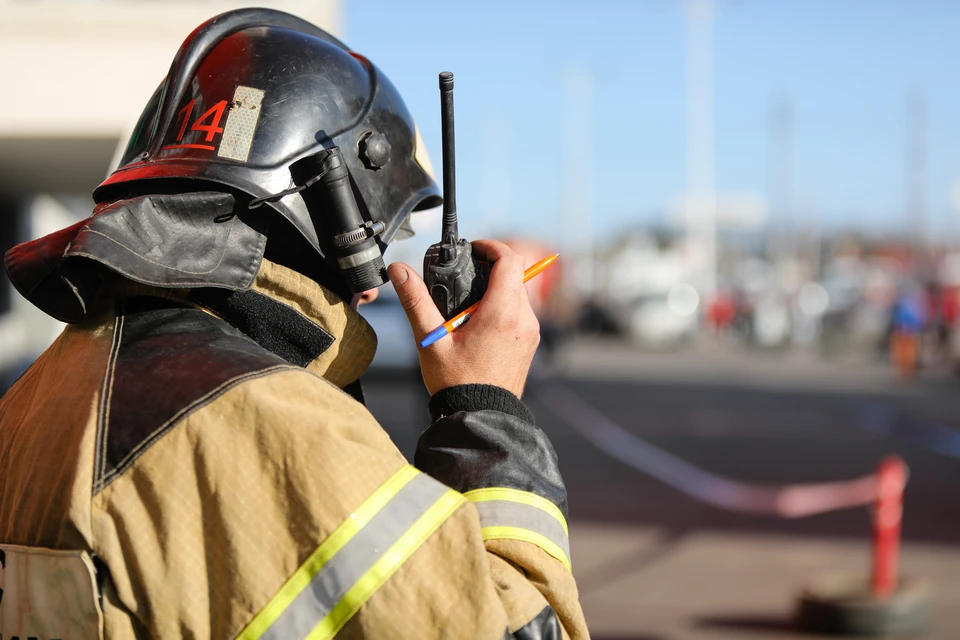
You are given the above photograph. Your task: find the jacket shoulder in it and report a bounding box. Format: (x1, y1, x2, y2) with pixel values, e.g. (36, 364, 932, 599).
(93, 297, 295, 493)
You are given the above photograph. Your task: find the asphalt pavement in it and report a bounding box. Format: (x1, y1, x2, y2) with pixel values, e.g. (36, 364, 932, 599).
(362, 338, 960, 639)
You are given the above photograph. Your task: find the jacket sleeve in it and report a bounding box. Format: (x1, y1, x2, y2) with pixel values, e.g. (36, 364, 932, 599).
(91, 371, 588, 639)
(414, 384, 588, 640)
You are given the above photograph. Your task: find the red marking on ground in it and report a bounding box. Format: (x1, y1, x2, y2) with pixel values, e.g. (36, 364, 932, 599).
(162, 144, 216, 151)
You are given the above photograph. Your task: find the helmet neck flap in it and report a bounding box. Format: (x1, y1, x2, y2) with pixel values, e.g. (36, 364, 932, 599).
(3, 188, 378, 388)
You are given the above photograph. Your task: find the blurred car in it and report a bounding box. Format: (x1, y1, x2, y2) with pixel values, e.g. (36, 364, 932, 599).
(576, 298, 621, 336)
(623, 284, 700, 347)
(752, 294, 791, 348)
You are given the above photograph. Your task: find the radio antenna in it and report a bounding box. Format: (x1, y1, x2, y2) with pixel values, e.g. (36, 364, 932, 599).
(439, 71, 457, 263)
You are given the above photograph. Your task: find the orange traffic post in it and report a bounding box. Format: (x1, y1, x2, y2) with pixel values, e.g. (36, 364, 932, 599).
(872, 456, 907, 598)
(796, 455, 929, 635)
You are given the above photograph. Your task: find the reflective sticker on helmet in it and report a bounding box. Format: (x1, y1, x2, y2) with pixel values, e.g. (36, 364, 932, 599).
(218, 86, 265, 162)
(413, 124, 437, 180)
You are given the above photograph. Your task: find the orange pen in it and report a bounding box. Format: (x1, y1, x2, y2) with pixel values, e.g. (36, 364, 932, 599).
(419, 254, 559, 348)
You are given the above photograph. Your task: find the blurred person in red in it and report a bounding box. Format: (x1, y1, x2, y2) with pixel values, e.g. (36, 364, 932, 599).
(706, 291, 737, 333)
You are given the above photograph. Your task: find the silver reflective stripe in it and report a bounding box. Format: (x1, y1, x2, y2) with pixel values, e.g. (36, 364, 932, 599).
(474, 500, 571, 562)
(260, 472, 449, 640)
(336, 245, 382, 269)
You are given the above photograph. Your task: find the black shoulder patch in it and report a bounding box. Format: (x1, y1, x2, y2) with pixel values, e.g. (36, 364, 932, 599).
(190, 288, 334, 367)
(92, 297, 295, 494)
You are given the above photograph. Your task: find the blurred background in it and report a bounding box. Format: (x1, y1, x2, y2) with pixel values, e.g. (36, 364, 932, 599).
(3, 0, 960, 637)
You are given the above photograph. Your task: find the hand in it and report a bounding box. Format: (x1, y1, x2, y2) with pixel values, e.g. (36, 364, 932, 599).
(388, 239, 540, 398)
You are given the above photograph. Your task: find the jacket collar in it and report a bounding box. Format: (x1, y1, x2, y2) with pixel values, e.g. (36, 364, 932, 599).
(189, 258, 377, 388)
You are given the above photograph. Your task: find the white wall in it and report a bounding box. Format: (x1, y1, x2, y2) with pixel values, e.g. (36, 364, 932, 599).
(0, 0, 342, 195)
(0, 0, 342, 138)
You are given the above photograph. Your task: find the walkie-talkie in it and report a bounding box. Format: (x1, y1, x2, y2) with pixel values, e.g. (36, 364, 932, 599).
(423, 71, 490, 320)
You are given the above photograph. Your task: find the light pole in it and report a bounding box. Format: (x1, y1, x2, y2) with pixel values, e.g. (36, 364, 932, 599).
(685, 0, 717, 302)
(562, 64, 595, 300)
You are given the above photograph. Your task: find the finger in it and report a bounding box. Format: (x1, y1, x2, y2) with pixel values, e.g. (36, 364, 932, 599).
(473, 243, 526, 309)
(471, 239, 515, 264)
(472, 239, 525, 294)
(387, 262, 445, 343)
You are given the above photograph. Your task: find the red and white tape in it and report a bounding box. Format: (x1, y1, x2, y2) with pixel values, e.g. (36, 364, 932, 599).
(538, 383, 885, 518)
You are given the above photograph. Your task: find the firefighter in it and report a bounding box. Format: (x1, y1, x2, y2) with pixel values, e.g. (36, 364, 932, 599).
(0, 8, 587, 639)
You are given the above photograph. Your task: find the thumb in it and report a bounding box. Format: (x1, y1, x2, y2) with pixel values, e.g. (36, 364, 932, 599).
(388, 262, 445, 343)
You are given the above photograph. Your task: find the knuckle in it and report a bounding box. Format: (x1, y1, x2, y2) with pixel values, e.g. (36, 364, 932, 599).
(530, 315, 541, 335)
(493, 256, 525, 291)
(528, 317, 541, 346)
(493, 250, 518, 269)
(400, 292, 425, 314)
(486, 239, 509, 255)
(494, 307, 520, 332)
(506, 253, 525, 273)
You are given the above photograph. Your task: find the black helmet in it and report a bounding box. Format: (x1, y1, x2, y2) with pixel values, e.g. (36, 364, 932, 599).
(95, 8, 441, 291)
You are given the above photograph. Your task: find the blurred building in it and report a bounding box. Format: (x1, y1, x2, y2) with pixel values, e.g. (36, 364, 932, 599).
(0, 0, 342, 387)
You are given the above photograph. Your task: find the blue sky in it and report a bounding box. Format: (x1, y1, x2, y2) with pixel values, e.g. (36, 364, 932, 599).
(345, 1, 960, 245)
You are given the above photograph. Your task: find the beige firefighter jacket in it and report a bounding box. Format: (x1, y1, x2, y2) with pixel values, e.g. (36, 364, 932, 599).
(0, 256, 588, 639)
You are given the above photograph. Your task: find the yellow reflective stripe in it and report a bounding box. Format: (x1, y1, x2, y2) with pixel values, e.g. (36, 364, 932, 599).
(308, 489, 465, 639)
(463, 487, 568, 534)
(236, 464, 420, 640)
(481, 525, 572, 571)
